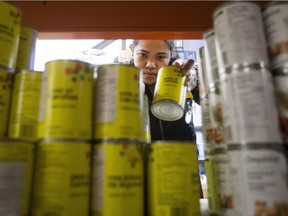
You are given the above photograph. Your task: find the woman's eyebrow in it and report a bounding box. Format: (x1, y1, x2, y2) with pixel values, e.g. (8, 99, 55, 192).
(138, 49, 149, 53)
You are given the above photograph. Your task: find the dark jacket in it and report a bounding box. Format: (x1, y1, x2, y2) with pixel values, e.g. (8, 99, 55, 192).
(145, 84, 196, 142)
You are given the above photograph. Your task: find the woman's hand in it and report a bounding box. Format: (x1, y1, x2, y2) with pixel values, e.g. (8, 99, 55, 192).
(172, 59, 195, 89)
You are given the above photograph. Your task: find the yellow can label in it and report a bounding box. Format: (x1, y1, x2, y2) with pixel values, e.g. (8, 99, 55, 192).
(153, 65, 186, 104)
(32, 141, 91, 216)
(9, 71, 42, 140)
(0, 1, 22, 71)
(38, 60, 94, 139)
(16, 25, 38, 72)
(0, 70, 13, 137)
(148, 142, 201, 216)
(204, 155, 220, 215)
(141, 94, 151, 144)
(95, 65, 141, 140)
(91, 142, 144, 216)
(0, 140, 35, 216)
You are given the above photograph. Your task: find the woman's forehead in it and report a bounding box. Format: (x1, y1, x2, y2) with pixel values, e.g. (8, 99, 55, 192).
(136, 40, 170, 52)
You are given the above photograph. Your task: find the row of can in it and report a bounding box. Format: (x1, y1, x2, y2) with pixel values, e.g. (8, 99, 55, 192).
(0, 62, 152, 144)
(0, 138, 200, 216)
(197, 1, 288, 216)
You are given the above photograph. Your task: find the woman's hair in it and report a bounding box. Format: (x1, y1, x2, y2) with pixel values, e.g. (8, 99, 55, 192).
(130, 40, 179, 65)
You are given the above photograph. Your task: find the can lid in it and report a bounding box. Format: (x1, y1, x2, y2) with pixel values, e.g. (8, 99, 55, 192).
(151, 100, 184, 121)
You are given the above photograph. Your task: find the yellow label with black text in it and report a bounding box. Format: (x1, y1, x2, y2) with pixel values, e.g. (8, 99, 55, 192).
(0, 70, 13, 137)
(0, 1, 22, 71)
(32, 141, 91, 216)
(16, 25, 38, 71)
(204, 155, 220, 215)
(38, 60, 94, 139)
(9, 71, 42, 140)
(95, 65, 141, 140)
(148, 141, 201, 216)
(0, 139, 35, 216)
(91, 142, 144, 216)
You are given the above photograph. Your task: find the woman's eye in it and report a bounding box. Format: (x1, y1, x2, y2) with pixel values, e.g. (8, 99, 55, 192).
(137, 53, 147, 58)
(157, 56, 166, 61)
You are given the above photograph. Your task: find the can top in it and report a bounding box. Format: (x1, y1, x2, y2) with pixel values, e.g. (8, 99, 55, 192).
(151, 99, 184, 121)
(45, 59, 95, 67)
(213, 1, 259, 20)
(203, 28, 215, 40)
(151, 140, 195, 145)
(262, 0, 288, 12)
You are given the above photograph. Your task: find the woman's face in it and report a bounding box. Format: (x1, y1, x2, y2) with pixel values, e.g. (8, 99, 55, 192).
(132, 40, 171, 85)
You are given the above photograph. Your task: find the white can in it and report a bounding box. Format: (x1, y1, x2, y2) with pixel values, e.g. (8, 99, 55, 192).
(213, 149, 234, 216)
(220, 65, 282, 144)
(272, 66, 288, 143)
(213, 2, 269, 74)
(262, 2, 288, 70)
(203, 28, 220, 88)
(228, 144, 288, 216)
(208, 82, 226, 150)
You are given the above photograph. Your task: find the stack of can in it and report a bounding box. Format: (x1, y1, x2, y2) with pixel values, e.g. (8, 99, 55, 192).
(200, 1, 288, 216)
(263, 1, 288, 145)
(31, 60, 94, 216)
(0, 2, 36, 216)
(91, 64, 144, 216)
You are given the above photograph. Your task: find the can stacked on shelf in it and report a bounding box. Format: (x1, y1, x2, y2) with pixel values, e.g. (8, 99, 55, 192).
(0, 1, 22, 138)
(8, 70, 42, 141)
(15, 25, 38, 72)
(212, 1, 288, 216)
(147, 141, 201, 216)
(31, 60, 94, 216)
(203, 28, 231, 216)
(0, 138, 35, 216)
(263, 1, 288, 144)
(0, 1, 22, 72)
(91, 64, 144, 216)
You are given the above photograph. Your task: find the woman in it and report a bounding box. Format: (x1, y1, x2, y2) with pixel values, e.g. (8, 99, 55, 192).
(128, 40, 197, 142)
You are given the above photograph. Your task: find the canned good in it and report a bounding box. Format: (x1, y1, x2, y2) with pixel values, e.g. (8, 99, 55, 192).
(147, 141, 201, 216)
(151, 65, 186, 121)
(8, 70, 42, 140)
(228, 143, 288, 216)
(0, 138, 35, 216)
(16, 25, 38, 72)
(272, 66, 288, 143)
(262, 1, 288, 70)
(213, 148, 234, 216)
(200, 95, 214, 154)
(208, 82, 226, 149)
(220, 64, 282, 144)
(38, 60, 94, 140)
(31, 140, 91, 216)
(213, 1, 269, 74)
(0, 1, 22, 71)
(197, 46, 209, 99)
(91, 140, 144, 216)
(94, 64, 141, 140)
(203, 28, 220, 88)
(204, 154, 220, 216)
(0, 69, 13, 137)
(141, 94, 151, 144)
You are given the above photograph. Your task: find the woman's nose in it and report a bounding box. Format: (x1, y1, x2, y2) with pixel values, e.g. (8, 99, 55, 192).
(146, 58, 156, 68)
